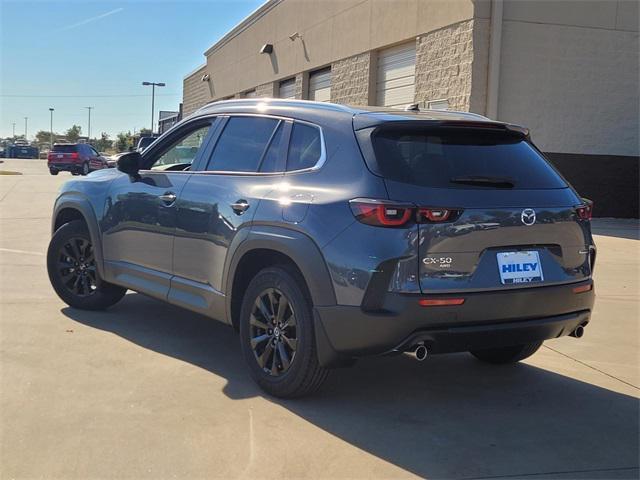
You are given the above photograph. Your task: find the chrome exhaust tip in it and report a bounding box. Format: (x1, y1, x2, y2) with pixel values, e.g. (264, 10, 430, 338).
(570, 325, 585, 338)
(405, 344, 428, 361)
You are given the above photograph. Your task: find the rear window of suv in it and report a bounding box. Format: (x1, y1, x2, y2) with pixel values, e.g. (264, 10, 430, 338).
(365, 127, 567, 189)
(52, 145, 77, 153)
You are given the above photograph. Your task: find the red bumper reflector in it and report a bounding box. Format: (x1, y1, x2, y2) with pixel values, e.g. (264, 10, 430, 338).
(419, 298, 465, 307)
(572, 284, 592, 294)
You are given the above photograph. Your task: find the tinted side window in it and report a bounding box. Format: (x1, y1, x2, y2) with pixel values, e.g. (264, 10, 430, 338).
(208, 117, 279, 172)
(259, 123, 286, 173)
(287, 123, 322, 171)
(151, 125, 210, 170)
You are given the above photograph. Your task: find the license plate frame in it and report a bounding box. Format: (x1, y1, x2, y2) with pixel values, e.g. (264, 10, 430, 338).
(497, 251, 544, 285)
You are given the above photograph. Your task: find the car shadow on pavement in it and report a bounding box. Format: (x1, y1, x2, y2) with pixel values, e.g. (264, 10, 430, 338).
(62, 293, 640, 479)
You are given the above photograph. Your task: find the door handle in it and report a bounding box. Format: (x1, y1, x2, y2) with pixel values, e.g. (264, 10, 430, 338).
(230, 199, 250, 215)
(158, 192, 177, 205)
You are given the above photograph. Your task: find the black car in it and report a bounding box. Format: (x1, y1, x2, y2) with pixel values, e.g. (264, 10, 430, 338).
(47, 99, 595, 397)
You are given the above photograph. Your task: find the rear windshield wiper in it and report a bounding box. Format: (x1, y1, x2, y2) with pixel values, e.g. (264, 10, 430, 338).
(449, 175, 515, 188)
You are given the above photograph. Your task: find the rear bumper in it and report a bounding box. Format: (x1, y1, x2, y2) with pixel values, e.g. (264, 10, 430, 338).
(49, 162, 82, 172)
(314, 280, 594, 360)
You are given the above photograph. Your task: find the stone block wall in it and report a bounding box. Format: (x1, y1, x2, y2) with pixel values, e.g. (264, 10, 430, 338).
(330, 52, 373, 105)
(183, 65, 211, 116)
(294, 73, 307, 100)
(255, 82, 276, 97)
(414, 20, 479, 112)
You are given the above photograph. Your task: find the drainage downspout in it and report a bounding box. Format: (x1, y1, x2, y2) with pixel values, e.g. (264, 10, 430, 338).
(486, 0, 503, 119)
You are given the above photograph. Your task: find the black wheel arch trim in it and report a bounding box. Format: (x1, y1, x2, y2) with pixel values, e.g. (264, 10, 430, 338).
(224, 225, 337, 311)
(52, 194, 105, 279)
(224, 226, 347, 368)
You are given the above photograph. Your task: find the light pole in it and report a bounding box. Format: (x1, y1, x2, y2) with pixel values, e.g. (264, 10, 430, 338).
(141, 81, 165, 133)
(24, 117, 28, 140)
(49, 107, 55, 151)
(12, 123, 15, 138)
(84, 106, 93, 141)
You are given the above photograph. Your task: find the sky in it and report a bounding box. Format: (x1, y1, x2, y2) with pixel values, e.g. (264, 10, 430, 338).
(0, 0, 264, 140)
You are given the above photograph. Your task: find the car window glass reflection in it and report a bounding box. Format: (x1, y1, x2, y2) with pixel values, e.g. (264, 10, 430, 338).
(151, 126, 210, 171)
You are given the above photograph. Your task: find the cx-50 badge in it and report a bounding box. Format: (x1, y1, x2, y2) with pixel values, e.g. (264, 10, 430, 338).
(521, 208, 536, 226)
(423, 256, 453, 268)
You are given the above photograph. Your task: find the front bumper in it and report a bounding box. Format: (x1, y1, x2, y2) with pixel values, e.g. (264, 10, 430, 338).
(314, 280, 594, 360)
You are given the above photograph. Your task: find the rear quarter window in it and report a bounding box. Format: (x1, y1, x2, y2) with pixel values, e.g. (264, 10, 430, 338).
(364, 127, 567, 189)
(287, 122, 322, 171)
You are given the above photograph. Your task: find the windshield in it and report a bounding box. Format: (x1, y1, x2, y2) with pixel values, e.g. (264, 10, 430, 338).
(366, 127, 567, 190)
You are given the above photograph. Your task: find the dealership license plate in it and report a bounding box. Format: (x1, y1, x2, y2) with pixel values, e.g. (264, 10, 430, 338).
(497, 251, 543, 285)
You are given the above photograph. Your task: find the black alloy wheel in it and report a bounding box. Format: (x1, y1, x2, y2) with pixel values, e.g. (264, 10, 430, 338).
(239, 266, 328, 397)
(56, 236, 97, 297)
(47, 220, 126, 310)
(249, 288, 298, 376)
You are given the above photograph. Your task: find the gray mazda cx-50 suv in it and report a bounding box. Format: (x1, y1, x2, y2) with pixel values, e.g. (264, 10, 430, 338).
(47, 99, 595, 397)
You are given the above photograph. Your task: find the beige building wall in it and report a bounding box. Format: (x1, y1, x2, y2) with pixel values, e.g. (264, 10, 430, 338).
(183, 0, 638, 157)
(496, 0, 639, 156)
(184, 0, 480, 106)
(183, 64, 211, 116)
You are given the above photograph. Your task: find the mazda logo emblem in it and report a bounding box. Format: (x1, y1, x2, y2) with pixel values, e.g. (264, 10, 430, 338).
(521, 208, 536, 226)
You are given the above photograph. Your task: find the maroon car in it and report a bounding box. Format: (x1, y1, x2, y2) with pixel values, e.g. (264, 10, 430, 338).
(47, 143, 108, 176)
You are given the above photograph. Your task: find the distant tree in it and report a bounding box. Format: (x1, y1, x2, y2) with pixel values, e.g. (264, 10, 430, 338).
(93, 132, 113, 152)
(139, 128, 152, 136)
(116, 131, 133, 152)
(35, 130, 58, 146)
(66, 125, 82, 142)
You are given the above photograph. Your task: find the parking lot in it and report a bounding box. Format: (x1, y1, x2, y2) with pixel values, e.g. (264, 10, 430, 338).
(1, 159, 638, 479)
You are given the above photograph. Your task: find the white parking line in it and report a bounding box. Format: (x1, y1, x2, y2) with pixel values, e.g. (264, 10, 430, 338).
(0, 247, 44, 256)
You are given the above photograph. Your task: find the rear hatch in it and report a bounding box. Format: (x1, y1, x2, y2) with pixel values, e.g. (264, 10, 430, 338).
(356, 120, 593, 294)
(49, 144, 79, 163)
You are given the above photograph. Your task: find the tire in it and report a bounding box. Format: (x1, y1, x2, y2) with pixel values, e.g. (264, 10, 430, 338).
(239, 266, 329, 398)
(81, 162, 89, 175)
(47, 220, 126, 310)
(470, 341, 543, 364)
(49, 169, 58, 175)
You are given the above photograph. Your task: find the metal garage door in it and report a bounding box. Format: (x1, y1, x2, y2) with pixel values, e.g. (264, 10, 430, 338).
(279, 78, 296, 99)
(376, 42, 416, 107)
(309, 68, 331, 102)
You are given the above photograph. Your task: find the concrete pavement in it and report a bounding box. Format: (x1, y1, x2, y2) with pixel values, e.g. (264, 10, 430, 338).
(1, 159, 638, 479)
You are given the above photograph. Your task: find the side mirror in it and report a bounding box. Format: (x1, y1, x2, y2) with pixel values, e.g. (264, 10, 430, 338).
(117, 151, 142, 177)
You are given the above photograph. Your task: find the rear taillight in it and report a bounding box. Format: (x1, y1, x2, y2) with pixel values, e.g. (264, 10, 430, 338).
(349, 199, 461, 227)
(349, 199, 413, 227)
(417, 208, 452, 223)
(576, 204, 593, 220)
(47, 153, 54, 161)
(70, 152, 79, 160)
(576, 199, 593, 220)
